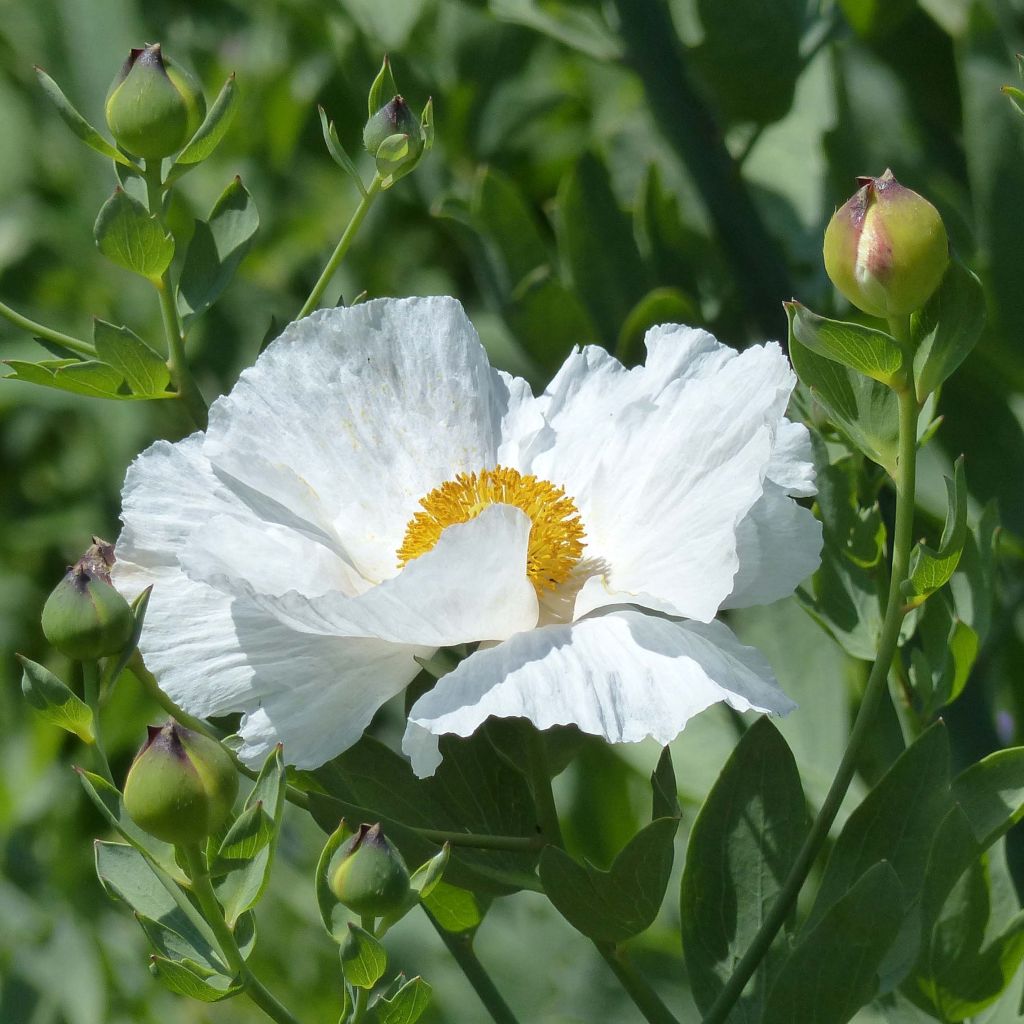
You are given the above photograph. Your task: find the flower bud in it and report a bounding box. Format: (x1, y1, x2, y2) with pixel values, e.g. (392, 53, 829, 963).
(41, 538, 133, 660)
(363, 96, 421, 157)
(823, 169, 948, 319)
(329, 823, 410, 917)
(123, 722, 238, 845)
(105, 44, 206, 159)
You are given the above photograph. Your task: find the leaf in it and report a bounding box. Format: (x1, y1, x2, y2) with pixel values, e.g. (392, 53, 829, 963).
(952, 747, 1024, 849)
(92, 320, 170, 397)
(316, 818, 356, 942)
(409, 844, 449, 901)
(680, 718, 809, 1020)
(17, 654, 93, 742)
(367, 56, 398, 118)
(539, 816, 678, 943)
(94, 188, 175, 280)
(650, 746, 679, 822)
(375, 976, 432, 1024)
(34, 66, 136, 167)
(488, 0, 623, 60)
(104, 586, 153, 689)
(789, 331, 900, 475)
(318, 106, 366, 195)
(763, 862, 906, 1024)
(3, 358, 136, 400)
(912, 257, 986, 401)
(616, 288, 699, 368)
(173, 74, 239, 167)
(148, 956, 241, 1002)
(786, 301, 904, 387)
(904, 457, 968, 607)
(177, 177, 259, 327)
(340, 924, 387, 989)
(215, 745, 286, 927)
(910, 591, 979, 716)
(421, 881, 485, 933)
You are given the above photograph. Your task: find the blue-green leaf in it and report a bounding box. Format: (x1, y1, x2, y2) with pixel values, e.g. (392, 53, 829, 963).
(375, 976, 432, 1024)
(148, 956, 241, 1002)
(17, 654, 93, 743)
(340, 924, 387, 989)
(94, 188, 174, 280)
(173, 74, 239, 168)
(904, 457, 968, 606)
(92, 319, 170, 397)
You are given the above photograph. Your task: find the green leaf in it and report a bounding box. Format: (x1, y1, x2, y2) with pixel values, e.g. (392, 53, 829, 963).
(34, 66, 137, 168)
(104, 586, 153, 689)
(817, 457, 886, 569)
(3, 358, 137, 400)
(909, 591, 978, 716)
(616, 287, 699, 368)
(472, 167, 549, 292)
(912, 257, 986, 401)
(680, 719, 809, 1020)
(173, 74, 239, 167)
(375, 976, 432, 1024)
(506, 272, 596, 375)
(215, 745, 286, 927)
(94, 188, 174, 280)
(316, 818, 356, 942)
(367, 56, 398, 118)
(421, 881, 485, 934)
(789, 332, 899, 475)
(555, 153, 648, 348)
(318, 106, 366, 195)
(488, 0, 623, 60)
(786, 302, 904, 387)
(904, 457, 968, 607)
(409, 844, 449, 901)
(92, 319, 170, 397)
(763, 862, 906, 1024)
(952, 747, 1024, 849)
(148, 956, 241, 1002)
(540, 816, 678, 943)
(17, 655, 93, 742)
(177, 177, 259, 328)
(1004, 83, 1024, 117)
(340, 924, 387, 989)
(650, 746, 679, 822)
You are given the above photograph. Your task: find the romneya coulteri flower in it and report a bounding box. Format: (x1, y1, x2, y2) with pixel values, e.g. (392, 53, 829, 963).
(113, 297, 822, 776)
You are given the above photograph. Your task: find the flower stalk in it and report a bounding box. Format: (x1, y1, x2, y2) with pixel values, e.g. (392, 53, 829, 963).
(0, 299, 95, 357)
(701, 315, 920, 1024)
(81, 660, 113, 785)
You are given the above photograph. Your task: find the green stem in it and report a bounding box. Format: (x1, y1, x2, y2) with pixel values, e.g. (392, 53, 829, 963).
(422, 906, 522, 1024)
(142, 160, 208, 429)
(297, 175, 382, 319)
(0, 299, 96, 357)
(180, 844, 303, 1024)
(702, 319, 920, 1024)
(596, 944, 681, 1024)
(526, 727, 564, 847)
(81, 660, 113, 785)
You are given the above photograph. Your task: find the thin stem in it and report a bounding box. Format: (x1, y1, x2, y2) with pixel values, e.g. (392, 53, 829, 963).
(81, 660, 113, 785)
(297, 175, 382, 319)
(0, 299, 96, 357)
(702, 318, 920, 1024)
(142, 160, 208, 428)
(526, 727, 563, 847)
(596, 944, 681, 1024)
(180, 844, 303, 1024)
(422, 906, 522, 1024)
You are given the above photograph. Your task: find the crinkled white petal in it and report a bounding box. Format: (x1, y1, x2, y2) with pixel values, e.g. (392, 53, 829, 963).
(201, 297, 542, 586)
(184, 504, 539, 647)
(722, 483, 824, 609)
(767, 419, 817, 497)
(403, 607, 794, 777)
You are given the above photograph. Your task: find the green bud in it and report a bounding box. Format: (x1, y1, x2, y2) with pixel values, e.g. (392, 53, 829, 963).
(123, 721, 238, 845)
(823, 169, 949, 319)
(329, 823, 411, 917)
(105, 44, 206, 160)
(41, 538, 133, 660)
(363, 95, 423, 157)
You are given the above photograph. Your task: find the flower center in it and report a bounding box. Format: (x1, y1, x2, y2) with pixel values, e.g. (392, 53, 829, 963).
(397, 466, 585, 594)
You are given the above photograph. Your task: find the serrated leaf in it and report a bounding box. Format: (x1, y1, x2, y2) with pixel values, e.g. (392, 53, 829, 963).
(318, 106, 366, 194)
(18, 655, 93, 742)
(375, 976, 432, 1024)
(178, 177, 259, 328)
(34, 66, 136, 167)
(94, 188, 175, 280)
(912, 257, 986, 401)
(680, 718, 809, 1020)
(149, 956, 241, 1002)
(786, 301, 905, 386)
(173, 74, 239, 167)
(905, 457, 968, 606)
(340, 924, 387, 989)
(92, 319, 170, 396)
(763, 862, 905, 1024)
(540, 816, 678, 943)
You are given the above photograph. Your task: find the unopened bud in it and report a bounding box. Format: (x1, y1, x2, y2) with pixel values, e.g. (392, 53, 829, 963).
(123, 722, 238, 845)
(823, 169, 948, 319)
(329, 823, 410, 917)
(105, 44, 205, 159)
(41, 538, 132, 660)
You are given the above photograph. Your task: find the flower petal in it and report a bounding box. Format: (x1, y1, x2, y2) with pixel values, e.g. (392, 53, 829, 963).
(403, 607, 793, 777)
(202, 297, 541, 585)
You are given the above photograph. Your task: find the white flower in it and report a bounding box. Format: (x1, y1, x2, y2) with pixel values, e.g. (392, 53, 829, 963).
(114, 296, 822, 776)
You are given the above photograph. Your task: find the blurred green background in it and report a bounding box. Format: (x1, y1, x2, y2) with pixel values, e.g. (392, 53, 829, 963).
(3, 0, 1024, 1020)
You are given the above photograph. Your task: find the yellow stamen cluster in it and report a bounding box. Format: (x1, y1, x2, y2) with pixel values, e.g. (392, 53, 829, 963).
(397, 466, 585, 594)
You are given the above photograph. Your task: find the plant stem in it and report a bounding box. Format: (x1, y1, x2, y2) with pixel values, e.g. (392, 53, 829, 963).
(180, 843, 303, 1024)
(0, 299, 96, 357)
(297, 175, 382, 319)
(142, 160, 208, 428)
(526, 727, 564, 846)
(81, 660, 113, 784)
(596, 944, 681, 1024)
(422, 906, 522, 1024)
(702, 319, 920, 1024)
